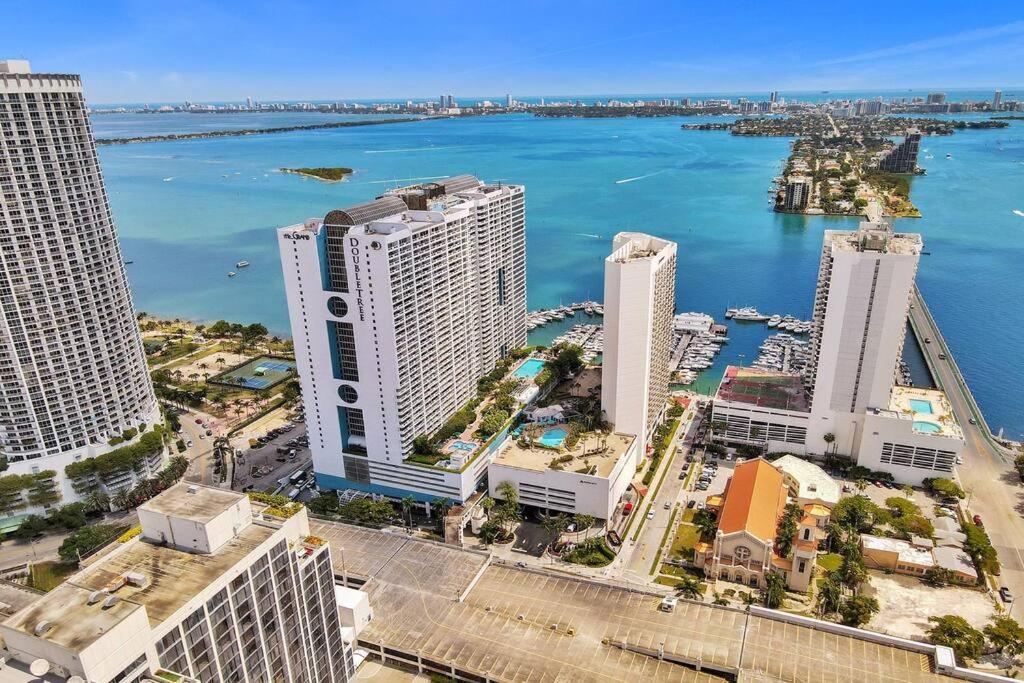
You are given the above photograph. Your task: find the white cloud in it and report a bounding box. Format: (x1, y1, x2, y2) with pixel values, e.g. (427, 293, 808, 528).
(815, 21, 1024, 67)
(118, 70, 138, 82)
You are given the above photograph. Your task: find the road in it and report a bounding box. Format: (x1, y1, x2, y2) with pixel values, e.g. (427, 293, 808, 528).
(617, 405, 703, 580)
(909, 288, 1024, 608)
(178, 409, 224, 486)
(232, 423, 310, 494)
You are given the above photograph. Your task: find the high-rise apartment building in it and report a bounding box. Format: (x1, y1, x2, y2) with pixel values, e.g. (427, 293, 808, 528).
(806, 221, 921, 417)
(0, 482, 366, 682)
(601, 232, 677, 449)
(926, 92, 946, 105)
(878, 131, 921, 173)
(993, 90, 1002, 111)
(783, 176, 811, 211)
(278, 176, 526, 502)
(712, 220, 963, 484)
(0, 60, 159, 506)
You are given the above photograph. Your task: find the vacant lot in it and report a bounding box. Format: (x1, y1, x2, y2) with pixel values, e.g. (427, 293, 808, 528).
(864, 571, 994, 638)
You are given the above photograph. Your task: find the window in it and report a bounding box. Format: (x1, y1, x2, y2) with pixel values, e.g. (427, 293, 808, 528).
(798, 561, 806, 573)
(338, 384, 358, 404)
(327, 296, 348, 318)
(734, 545, 751, 560)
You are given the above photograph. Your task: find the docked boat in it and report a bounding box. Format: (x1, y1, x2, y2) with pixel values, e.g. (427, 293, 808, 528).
(228, 271, 237, 277)
(236, 260, 250, 268)
(731, 307, 770, 322)
(767, 315, 782, 328)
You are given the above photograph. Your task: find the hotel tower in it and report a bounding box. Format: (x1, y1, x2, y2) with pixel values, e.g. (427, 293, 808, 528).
(601, 232, 677, 450)
(278, 176, 526, 502)
(0, 60, 159, 508)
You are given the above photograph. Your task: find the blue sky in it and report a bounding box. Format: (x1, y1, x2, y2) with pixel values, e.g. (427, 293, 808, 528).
(4, 1, 1023, 103)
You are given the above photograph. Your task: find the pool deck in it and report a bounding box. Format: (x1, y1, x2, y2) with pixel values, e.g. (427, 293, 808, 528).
(889, 386, 962, 438)
(493, 430, 635, 477)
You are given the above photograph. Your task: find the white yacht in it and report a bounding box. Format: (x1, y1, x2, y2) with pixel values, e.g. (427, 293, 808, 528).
(236, 260, 250, 268)
(732, 307, 769, 322)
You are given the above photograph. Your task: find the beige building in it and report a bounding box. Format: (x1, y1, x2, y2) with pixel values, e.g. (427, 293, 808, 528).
(861, 533, 977, 584)
(696, 459, 828, 592)
(601, 232, 677, 449)
(0, 483, 366, 682)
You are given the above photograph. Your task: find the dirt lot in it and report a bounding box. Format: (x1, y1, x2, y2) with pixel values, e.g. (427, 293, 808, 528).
(863, 571, 995, 638)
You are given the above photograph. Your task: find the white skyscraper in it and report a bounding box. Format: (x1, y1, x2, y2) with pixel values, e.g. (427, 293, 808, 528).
(0, 60, 159, 506)
(278, 176, 526, 502)
(0, 482, 363, 682)
(993, 90, 1002, 111)
(601, 232, 677, 449)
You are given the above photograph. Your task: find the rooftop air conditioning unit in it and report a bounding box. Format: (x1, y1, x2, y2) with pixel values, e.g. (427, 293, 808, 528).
(33, 621, 53, 636)
(102, 595, 119, 609)
(87, 590, 106, 605)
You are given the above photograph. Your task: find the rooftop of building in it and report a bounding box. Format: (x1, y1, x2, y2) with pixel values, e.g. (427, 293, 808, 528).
(2, 520, 277, 652)
(771, 455, 840, 506)
(881, 386, 963, 439)
(717, 459, 789, 542)
(828, 220, 922, 256)
(310, 519, 964, 683)
(138, 481, 245, 523)
(607, 231, 676, 263)
(492, 429, 635, 478)
(861, 534, 935, 568)
(932, 546, 978, 579)
(715, 365, 810, 413)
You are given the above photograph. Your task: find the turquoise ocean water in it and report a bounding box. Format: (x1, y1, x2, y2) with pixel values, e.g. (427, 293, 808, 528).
(93, 110, 1024, 438)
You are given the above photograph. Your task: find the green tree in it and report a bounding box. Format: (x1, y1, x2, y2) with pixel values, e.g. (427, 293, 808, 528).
(839, 595, 879, 627)
(923, 477, 965, 499)
(762, 571, 787, 609)
(541, 513, 570, 547)
(413, 436, 437, 456)
(923, 566, 955, 587)
(49, 503, 88, 530)
(984, 616, 1024, 657)
(830, 495, 879, 534)
(693, 508, 719, 541)
(817, 574, 842, 616)
(83, 490, 111, 515)
(112, 487, 134, 512)
(572, 514, 595, 531)
(775, 503, 803, 557)
(478, 409, 509, 438)
(14, 515, 48, 540)
(433, 497, 454, 535)
(58, 524, 125, 563)
(822, 432, 836, 466)
(307, 493, 340, 516)
(712, 592, 729, 606)
(674, 575, 703, 600)
(1014, 453, 1024, 482)
(926, 615, 985, 663)
(400, 496, 416, 527)
(838, 542, 868, 593)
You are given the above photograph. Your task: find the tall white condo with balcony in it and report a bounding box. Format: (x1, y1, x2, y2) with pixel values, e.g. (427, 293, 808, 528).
(0, 60, 159, 509)
(601, 232, 677, 452)
(278, 176, 526, 502)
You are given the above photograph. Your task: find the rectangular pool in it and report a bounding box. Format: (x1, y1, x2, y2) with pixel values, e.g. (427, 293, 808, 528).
(909, 399, 934, 414)
(513, 358, 546, 380)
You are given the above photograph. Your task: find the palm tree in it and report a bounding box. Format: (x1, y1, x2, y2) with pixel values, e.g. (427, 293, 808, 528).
(572, 513, 596, 531)
(83, 490, 110, 515)
(693, 509, 719, 541)
(433, 497, 453, 534)
(823, 432, 836, 467)
(480, 497, 495, 518)
(541, 513, 570, 547)
(817, 574, 842, 616)
(674, 575, 703, 600)
(854, 479, 868, 494)
(762, 571, 786, 609)
(112, 487, 134, 512)
(400, 496, 416, 527)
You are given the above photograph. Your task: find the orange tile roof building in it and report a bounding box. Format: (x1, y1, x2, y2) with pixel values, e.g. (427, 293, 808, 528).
(696, 459, 831, 592)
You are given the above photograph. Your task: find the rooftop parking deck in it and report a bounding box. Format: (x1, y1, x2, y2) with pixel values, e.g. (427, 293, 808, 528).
(311, 519, 969, 682)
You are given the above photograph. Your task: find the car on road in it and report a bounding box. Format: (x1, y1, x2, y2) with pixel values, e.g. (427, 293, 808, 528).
(924, 337, 932, 344)
(198, 434, 205, 440)
(515, 561, 528, 568)
(1000, 587, 1013, 603)
(687, 500, 696, 509)
(195, 418, 203, 424)
(968, 418, 977, 425)
(647, 509, 656, 520)
(663, 502, 671, 510)
(186, 440, 193, 447)
(938, 353, 947, 360)
(205, 429, 212, 436)
(973, 514, 984, 526)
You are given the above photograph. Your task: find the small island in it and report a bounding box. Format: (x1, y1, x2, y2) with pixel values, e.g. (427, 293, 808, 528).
(280, 167, 353, 182)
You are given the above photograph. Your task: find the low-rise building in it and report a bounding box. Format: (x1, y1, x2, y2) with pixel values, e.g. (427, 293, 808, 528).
(0, 483, 363, 683)
(488, 430, 639, 520)
(695, 459, 820, 592)
(771, 454, 841, 508)
(861, 533, 976, 583)
(711, 366, 811, 451)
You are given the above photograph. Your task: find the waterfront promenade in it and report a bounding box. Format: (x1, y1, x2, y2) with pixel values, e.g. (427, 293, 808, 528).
(908, 287, 1024, 605)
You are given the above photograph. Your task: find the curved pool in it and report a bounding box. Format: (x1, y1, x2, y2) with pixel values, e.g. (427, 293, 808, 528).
(913, 421, 941, 434)
(540, 427, 568, 448)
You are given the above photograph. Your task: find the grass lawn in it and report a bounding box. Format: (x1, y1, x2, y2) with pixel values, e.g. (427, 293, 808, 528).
(28, 561, 78, 592)
(669, 522, 701, 559)
(817, 553, 842, 573)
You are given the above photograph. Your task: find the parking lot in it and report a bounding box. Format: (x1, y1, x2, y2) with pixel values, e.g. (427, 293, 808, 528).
(686, 456, 734, 507)
(231, 419, 311, 495)
(312, 519, 961, 682)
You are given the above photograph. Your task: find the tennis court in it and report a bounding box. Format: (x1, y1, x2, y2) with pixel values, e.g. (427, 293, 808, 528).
(208, 355, 296, 391)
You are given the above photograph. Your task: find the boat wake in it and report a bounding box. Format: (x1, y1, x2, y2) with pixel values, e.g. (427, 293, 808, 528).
(615, 170, 666, 184)
(162, 177, 174, 182)
(574, 233, 602, 239)
(1013, 209, 1024, 218)
(364, 146, 453, 154)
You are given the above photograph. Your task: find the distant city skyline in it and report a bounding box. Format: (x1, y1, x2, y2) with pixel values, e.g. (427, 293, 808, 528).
(6, 1, 1024, 103)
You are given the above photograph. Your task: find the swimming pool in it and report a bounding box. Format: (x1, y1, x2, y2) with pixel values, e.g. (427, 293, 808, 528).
(909, 399, 934, 414)
(913, 421, 942, 434)
(513, 358, 546, 379)
(449, 440, 477, 452)
(539, 427, 568, 448)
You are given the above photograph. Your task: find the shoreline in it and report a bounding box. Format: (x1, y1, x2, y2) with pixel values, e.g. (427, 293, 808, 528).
(279, 167, 353, 183)
(95, 116, 425, 146)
